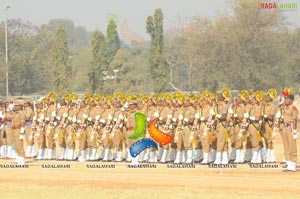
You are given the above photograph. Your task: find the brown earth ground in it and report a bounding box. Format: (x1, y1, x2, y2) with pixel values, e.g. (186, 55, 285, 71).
(1, 136, 300, 199)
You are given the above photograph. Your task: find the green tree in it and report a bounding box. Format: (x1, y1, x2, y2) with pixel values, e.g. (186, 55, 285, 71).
(50, 26, 72, 96)
(88, 30, 106, 93)
(0, 19, 51, 96)
(106, 19, 120, 62)
(146, 9, 170, 93)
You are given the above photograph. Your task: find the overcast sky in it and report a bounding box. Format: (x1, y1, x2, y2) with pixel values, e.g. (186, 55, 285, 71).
(1, 0, 299, 38)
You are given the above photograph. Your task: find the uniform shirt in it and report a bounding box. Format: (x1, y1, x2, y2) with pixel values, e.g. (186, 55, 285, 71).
(57, 106, 68, 117)
(12, 110, 26, 129)
(216, 101, 228, 120)
(68, 107, 77, 119)
(159, 106, 170, 124)
(89, 106, 99, 123)
(282, 104, 298, 125)
(5, 111, 13, 128)
(235, 103, 246, 123)
(46, 105, 56, 121)
(126, 109, 136, 131)
(201, 104, 212, 122)
(263, 102, 276, 120)
(77, 107, 89, 122)
(56, 105, 69, 126)
(184, 106, 195, 124)
(101, 107, 114, 127)
(24, 106, 33, 121)
(249, 104, 262, 122)
(147, 106, 156, 121)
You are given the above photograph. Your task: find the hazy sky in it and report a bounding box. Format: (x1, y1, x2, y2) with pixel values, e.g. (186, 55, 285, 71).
(1, 0, 300, 39)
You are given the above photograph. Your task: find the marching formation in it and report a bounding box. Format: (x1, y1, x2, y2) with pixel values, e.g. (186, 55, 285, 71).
(0, 87, 298, 172)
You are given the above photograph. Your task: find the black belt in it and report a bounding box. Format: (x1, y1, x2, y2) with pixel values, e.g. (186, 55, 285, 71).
(250, 122, 260, 130)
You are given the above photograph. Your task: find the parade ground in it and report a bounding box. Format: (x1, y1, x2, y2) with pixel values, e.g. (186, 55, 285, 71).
(1, 138, 300, 199)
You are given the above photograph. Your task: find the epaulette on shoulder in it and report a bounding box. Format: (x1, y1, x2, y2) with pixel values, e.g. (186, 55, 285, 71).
(292, 106, 298, 111)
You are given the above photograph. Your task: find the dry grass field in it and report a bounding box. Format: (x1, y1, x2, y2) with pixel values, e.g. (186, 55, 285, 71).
(1, 135, 300, 199)
(2, 98, 300, 199)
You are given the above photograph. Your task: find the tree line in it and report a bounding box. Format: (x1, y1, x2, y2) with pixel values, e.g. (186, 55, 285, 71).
(0, 0, 299, 97)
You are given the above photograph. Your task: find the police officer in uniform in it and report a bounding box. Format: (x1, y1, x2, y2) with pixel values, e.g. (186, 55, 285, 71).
(35, 99, 47, 160)
(213, 88, 230, 165)
(5, 99, 26, 165)
(280, 89, 298, 172)
(262, 89, 277, 163)
(0, 101, 7, 158)
(24, 100, 34, 158)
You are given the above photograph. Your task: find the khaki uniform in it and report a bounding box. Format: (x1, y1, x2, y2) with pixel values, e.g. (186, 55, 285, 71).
(281, 104, 298, 162)
(65, 107, 77, 150)
(77, 107, 89, 122)
(4, 111, 13, 147)
(11, 110, 26, 157)
(111, 108, 125, 151)
(101, 108, 114, 149)
(192, 107, 202, 150)
(262, 102, 276, 149)
(0, 108, 7, 147)
(35, 109, 46, 150)
(245, 104, 253, 151)
(182, 106, 195, 151)
(45, 105, 56, 150)
(173, 107, 183, 150)
(65, 124, 76, 150)
(76, 107, 89, 152)
(124, 109, 137, 147)
(24, 106, 34, 146)
(248, 104, 262, 152)
(157, 106, 170, 150)
(24, 106, 36, 158)
(87, 106, 100, 149)
(215, 102, 228, 152)
(233, 103, 246, 150)
(76, 124, 88, 151)
(56, 105, 69, 148)
(199, 104, 212, 153)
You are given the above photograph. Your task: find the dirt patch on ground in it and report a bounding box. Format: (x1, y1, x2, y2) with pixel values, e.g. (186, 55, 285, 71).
(1, 137, 300, 199)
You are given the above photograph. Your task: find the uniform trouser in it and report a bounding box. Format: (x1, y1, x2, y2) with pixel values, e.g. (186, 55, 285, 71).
(182, 128, 193, 150)
(102, 129, 112, 149)
(175, 130, 184, 151)
(87, 131, 98, 149)
(229, 126, 235, 148)
(0, 128, 7, 146)
(234, 125, 244, 150)
(246, 137, 252, 149)
(112, 130, 123, 151)
(124, 130, 136, 147)
(216, 123, 228, 152)
(5, 126, 13, 146)
(65, 133, 75, 150)
(281, 126, 297, 162)
(35, 129, 46, 149)
(57, 129, 66, 148)
(263, 124, 273, 149)
(25, 129, 34, 146)
(78, 133, 87, 151)
(193, 132, 202, 150)
(200, 129, 210, 153)
(248, 125, 259, 152)
(45, 128, 55, 149)
(12, 128, 25, 157)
